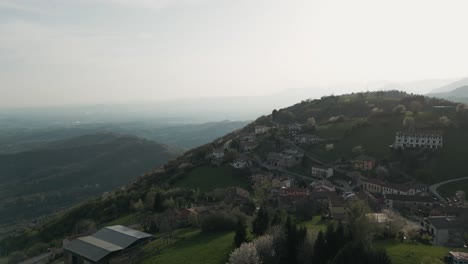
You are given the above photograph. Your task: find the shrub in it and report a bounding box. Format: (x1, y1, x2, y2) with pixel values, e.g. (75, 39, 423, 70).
(200, 212, 237, 233)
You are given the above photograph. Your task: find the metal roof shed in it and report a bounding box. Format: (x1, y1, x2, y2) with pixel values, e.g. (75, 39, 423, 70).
(92, 225, 152, 248)
(63, 225, 152, 264)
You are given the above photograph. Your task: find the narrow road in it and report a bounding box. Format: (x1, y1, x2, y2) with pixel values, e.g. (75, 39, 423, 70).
(429, 176, 468, 203)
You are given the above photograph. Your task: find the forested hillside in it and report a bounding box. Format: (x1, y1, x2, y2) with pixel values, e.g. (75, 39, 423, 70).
(0, 133, 178, 225)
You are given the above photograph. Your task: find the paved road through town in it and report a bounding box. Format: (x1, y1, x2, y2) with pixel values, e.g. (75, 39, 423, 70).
(429, 176, 468, 203)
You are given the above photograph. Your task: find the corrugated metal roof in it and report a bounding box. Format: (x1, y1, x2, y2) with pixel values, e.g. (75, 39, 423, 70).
(63, 236, 122, 262)
(106, 225, 152, 239)
(92, 225, 152, 248)
(79, 236, 123, 251)
(63, 225, 152, 262)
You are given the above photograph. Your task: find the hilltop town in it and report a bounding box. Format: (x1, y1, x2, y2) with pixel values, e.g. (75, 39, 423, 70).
(3, 91, 468, 264)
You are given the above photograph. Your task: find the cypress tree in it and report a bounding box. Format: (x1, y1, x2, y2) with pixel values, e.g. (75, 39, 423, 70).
(234, 220, 248, 248)
(252, 206, 269, 236)
(314, 231, 327, 264)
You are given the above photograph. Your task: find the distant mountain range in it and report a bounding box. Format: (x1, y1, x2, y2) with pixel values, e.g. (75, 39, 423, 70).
(429, 77, 468, 93)
(0, 133, 178, 224)
(427, 77, 468, 103)
(0, 120, 250, 153)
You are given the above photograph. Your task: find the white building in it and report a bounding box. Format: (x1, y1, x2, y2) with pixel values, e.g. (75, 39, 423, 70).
(255, 125, 271, 134)
(231, 159, 249, 169)
(311, 165, 334, 178)
(393, 131, 443, 149)
(293, 134, 320, 145)
(211, 148, 225, 159)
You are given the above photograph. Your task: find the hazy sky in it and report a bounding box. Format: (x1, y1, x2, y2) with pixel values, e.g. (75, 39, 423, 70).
(1, 0, 468, 107)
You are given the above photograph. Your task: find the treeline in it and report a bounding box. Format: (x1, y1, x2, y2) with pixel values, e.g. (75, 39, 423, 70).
(227, 201, 392, 264)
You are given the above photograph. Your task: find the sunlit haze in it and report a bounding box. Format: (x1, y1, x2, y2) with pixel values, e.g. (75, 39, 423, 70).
(1, 0, 468, 108)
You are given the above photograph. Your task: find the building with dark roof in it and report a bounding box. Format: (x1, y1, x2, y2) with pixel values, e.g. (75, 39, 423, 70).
(385, 194, 435, 210)
(420, 217, 465, 247)
(63, 225, 152, 264)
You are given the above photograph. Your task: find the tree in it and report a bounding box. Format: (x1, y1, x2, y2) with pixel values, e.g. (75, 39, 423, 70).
(305, 117, 316, 131)
(253, 180, 272, 205)
(456, 104, 466, 114)
(403, 116, 416, 131)
(7, 251, 25, 264)
(228, 242, 261, 264)
(313, 231, 327, 264)
(409, 101, 423, 114)
(253, 235, 276, 264)
(272, 109, 279, 121)
(376, 166, 389, 179)
(393, 104, 406, 114)
(234, 220, 248, 248)
(439, 116, 452, 127)
(153, 192, 165, 212)
(347, 200, 373, 245)
(352, 145, 365, 155)
(331, 242, 392, 264)
(252, 206, 270, 236)
(225, 149, 239, 163)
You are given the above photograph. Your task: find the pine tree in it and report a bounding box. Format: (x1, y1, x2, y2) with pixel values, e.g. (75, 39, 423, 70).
(314, 231, 327, 264)
(234, 220, 248, 248)
(252, 206, 269, 236)
(153, 192, 165, 212)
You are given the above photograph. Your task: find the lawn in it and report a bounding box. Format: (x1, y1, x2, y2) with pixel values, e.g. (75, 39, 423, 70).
(300, 215, 328, 234)
(437, 179, 468, 198)
(311, 116, 401, 161)
(141, 229, 234, 264)
(428, 127, 468, 182)
(175, 165, 250, 192)
(374, 240, 468, 264)
(106, 213, 140, 226)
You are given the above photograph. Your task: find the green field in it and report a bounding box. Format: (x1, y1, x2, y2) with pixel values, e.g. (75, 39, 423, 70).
(429, 128, 468, 181)
(375, 240, 468, 264)
(175, 165, 249, 192)
(106, 213, 139, 226)
(437, 179, 468, 198)
(311, 116, 401, 161)
(300, 215, 329, 233)
(141, 229, 234, 264)
(310, 113, 468, 183)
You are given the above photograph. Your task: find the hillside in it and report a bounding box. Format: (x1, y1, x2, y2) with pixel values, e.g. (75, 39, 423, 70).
(0, 120, 249, 154)
(430, 77, 468, 93)
(428, 85, 468, 103)
(0, 133, 179, 225)
(3, 91, 468, 262)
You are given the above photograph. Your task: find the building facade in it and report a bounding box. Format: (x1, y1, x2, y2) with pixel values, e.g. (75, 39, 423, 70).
(393, 131, 443, 149)
(311, 166, 334, 178)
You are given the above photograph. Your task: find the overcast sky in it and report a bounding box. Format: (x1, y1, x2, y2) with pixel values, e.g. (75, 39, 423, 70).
(1, 0, 468, 107)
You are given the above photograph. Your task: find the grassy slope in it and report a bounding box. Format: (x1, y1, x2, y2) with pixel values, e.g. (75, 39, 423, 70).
(375, 240, 468, 264)
(311, 116, 401, 161)
(0, 134, 178, 224)
(309, 110, 468, 182)
(141, 229, 234, 264)
(300, 216, 328, 233)
(175, 165, 249, 192)
(437, 179, 468, 198)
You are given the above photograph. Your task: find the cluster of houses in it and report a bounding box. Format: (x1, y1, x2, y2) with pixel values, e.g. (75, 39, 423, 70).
(267, 148, 304, 168)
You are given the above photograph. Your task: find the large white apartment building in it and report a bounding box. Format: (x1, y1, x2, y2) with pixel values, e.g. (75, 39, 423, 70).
(393, 131, 443, 149)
